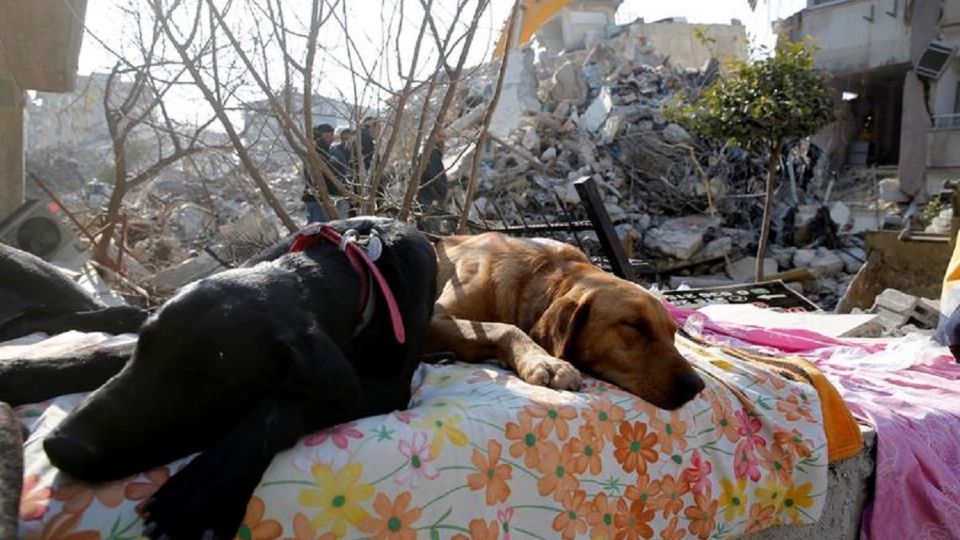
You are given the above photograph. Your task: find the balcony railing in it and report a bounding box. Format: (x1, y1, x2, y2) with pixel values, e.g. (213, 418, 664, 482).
(933, 113, 960, 129)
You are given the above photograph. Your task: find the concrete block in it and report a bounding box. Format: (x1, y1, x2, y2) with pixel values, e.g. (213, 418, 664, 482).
(793, 248, 816, 268)
(872, 288, 919, 316)
(642, 215, 721, 260)
(582, 86, 613, 132)
(829, 201, 853, 231)
(669, 275, 736, 289)
(810, 249, 845, 277)
(152, 252, 222, 292)
(878, 178, 909, 203)
(726, 257, 777, 283)
(662, 123, 692, 145)
(643, 226, 703, 260)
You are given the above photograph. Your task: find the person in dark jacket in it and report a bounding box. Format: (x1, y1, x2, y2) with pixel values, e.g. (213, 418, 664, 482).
(331, 127, 353, 170)
(302, 124, 344, 223)
(357, 116, 382, 173)
(417, 129, 449, 213)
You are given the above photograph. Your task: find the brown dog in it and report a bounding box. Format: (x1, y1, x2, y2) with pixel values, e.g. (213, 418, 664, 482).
(426, 232, 705, 410)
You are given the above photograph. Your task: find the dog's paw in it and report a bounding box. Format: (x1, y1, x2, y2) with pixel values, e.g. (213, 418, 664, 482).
(519, 353, 582, 391)
(140, 455, 251, 540)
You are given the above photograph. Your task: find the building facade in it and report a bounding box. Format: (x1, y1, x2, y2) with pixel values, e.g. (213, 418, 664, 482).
(784, 0, 952, 199)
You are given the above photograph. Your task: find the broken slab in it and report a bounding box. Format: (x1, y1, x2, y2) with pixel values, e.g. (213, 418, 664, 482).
(581, 86, 614, 133)
(643, 226, 703, 260)
(547, 61, 588, 106)
(810, 249, 845, 277)
(698, 303, 882, 338)
(878, 178, 909, 203)
(869, 288, 942, 331)
(152, 252, 223, 292)
(489, 48, 540, 138)
(829, 201, 853, 232)
(643, 215, 720, 260)
(726, 257, 778, 283)
(669, 274, 736, 289)
(661, 123, 692, 145)
(793, 248, 816, 268)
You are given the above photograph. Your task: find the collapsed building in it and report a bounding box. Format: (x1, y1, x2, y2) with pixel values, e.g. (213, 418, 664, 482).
(400, 8, 889, 311)
(3, 0, 954, 326)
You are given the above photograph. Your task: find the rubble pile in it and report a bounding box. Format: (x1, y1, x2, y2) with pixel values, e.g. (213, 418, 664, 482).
(22, 19, 925, 312)
(411, 22, 887, 310)
(26, 144, 299, 294)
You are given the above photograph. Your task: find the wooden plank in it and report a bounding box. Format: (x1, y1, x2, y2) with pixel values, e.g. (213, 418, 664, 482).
(574, 176, 635, 281)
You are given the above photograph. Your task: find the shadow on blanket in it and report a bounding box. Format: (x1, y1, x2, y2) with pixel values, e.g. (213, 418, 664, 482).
(0, 217, 437, 539)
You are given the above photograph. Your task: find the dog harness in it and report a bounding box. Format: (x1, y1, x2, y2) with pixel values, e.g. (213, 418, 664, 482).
(287, 224, 405, 344)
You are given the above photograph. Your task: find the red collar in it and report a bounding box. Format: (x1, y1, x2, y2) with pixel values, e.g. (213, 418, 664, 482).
(288, 224, 405, 344)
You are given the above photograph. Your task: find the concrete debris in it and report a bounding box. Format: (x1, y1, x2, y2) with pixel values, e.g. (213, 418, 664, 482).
(870, 288, 941, 333)
(662, 123, 692, 145)
(878, 178, 909, 203)
(829, 202, 853, 232)
(726, 257, 777, 283)
(581, 86, 614, 133)
(18, 16, 934, 320)
(152, 252, 223, 293)
(924, 208, 953, 234)
(546, 61, 588, 106)
(669, 274, 735, 289)
(642, 215, 719, 260)
(643, 226, 703, 260)
(809, 248, 845, 277)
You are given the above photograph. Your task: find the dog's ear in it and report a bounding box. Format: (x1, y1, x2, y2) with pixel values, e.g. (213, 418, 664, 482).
(531, 292, 593, 361)
(274, 328, 362, 399)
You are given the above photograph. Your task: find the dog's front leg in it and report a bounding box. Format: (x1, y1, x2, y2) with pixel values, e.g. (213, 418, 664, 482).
(140, 397, 310, 540)
(0, 345, 133, 407)
(426, 312, 581, 390)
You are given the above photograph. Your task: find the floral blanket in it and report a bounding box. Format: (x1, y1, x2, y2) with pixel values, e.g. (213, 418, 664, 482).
(14, 332, 828, 540)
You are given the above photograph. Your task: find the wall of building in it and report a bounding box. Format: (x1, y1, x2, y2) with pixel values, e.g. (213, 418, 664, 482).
(789, 0, 911, 73)
(898, 0, 941, 197)
(242, 95, 362, 146)
(625, 20, 748, 69)
(0, 64, 25, 221)
(0, 0, 87, 221)
(536, 0, 619, 52)
(27, 74, 154, 150)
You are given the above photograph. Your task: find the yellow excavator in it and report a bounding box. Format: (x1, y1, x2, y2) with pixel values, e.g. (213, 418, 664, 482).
(493, 0, 761, 56)
(493, 0, 572, 57)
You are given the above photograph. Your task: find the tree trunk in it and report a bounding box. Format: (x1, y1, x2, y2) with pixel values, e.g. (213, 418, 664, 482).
(457, 0, 519, 234)
(755, 143, 782, 282)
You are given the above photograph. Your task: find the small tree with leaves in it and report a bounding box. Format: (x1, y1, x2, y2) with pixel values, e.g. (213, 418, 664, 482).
(667, 42, 835, 281)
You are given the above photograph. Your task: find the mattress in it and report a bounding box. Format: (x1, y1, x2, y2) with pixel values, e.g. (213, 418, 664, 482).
(6, 330, 835, 539)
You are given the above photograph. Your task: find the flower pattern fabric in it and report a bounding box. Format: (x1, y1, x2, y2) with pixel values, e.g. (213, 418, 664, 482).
(15, 332, 828, 539)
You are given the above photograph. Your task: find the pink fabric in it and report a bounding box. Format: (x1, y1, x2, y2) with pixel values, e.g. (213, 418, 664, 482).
(665, 302, 960, 540)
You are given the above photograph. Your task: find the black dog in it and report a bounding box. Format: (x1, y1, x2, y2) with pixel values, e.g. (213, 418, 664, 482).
(1, 217, 437, 539)
(0, 243, 147, 342)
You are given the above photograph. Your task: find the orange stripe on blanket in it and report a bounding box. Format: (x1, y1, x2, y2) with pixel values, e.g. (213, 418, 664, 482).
(680, 334, 864, 462)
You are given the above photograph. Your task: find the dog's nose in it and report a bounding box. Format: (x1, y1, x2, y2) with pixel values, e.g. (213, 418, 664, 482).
(682, 373, 706, 396)
(44, 431, 100, 477)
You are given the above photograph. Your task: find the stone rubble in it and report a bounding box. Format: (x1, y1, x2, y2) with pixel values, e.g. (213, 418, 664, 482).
(412, 17, 908, 312)
(19, 17, 948, 322)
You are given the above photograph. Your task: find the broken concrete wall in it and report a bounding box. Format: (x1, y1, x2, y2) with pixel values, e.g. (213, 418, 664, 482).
(622, 18, 748, 71)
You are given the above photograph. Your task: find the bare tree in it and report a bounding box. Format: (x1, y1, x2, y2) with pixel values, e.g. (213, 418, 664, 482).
(94, 9, 221, 270)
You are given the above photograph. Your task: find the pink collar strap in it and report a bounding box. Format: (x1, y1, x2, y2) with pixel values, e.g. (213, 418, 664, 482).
(288, 223, 406, 344)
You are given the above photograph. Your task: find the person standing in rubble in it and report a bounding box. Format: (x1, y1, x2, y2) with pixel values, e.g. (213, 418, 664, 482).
(417, 129, 449, 214)
(331, 127, 353, 174)
(357, 116, 382, 174)
(302, 123, 343, 223)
